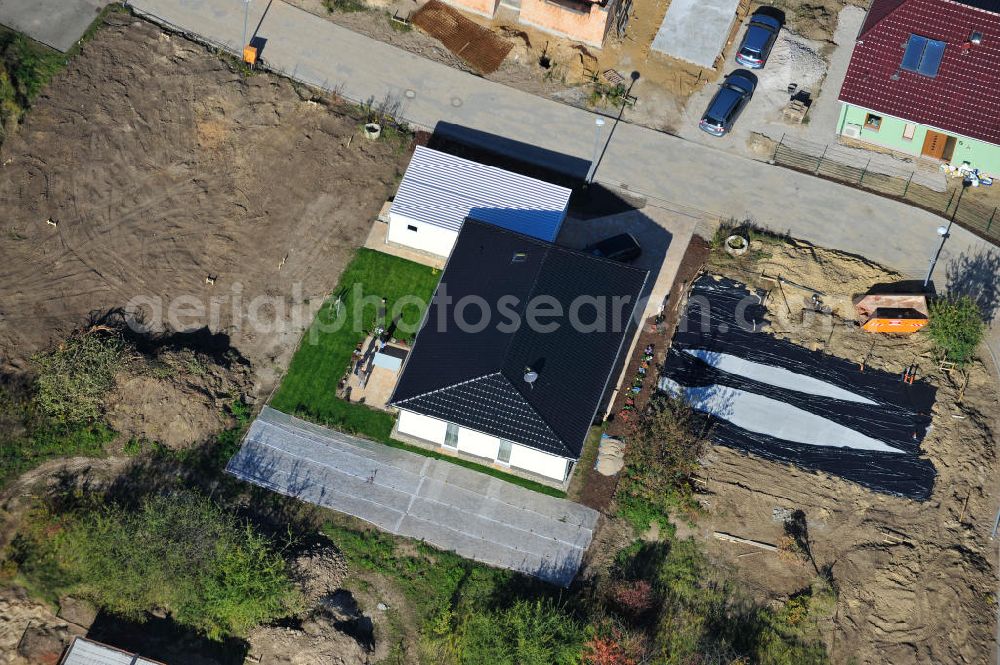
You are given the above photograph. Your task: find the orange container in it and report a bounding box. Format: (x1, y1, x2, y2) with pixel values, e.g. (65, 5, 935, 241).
(861, 317, 928, 334)
(242, 45, 258, 65)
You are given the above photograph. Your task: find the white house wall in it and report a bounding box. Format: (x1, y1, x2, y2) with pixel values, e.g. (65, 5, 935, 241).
(397, 409, 448, 444)
(387, 213, 458, 258)
(456, 427, 502, 460)
(509, 443, 571, 481)
(397, 410, 571, 481)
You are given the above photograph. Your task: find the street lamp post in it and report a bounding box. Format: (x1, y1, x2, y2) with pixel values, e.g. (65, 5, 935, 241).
(584, 117, 606, 185)
(242, 0, 251, 50)
(923, 176, 973, 289)
(585, 71, 640, 187)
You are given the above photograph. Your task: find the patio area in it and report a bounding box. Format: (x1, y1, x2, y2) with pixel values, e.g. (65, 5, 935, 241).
(341, 334, 409, 410)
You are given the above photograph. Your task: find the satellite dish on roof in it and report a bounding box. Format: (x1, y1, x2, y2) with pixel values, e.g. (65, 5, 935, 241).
(524, 368, 539, 386)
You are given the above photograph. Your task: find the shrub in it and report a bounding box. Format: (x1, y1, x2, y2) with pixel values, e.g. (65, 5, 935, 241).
(457, 598, 585, 665)
(0, 382, 115, 486)
(14, 491, 301, 639)
(608, 579, 655, 619)
(615, 395, 707, 530)
(32, 332, 130, 426)
(583, 626, 642, 665)
(927, 295, 985, 366)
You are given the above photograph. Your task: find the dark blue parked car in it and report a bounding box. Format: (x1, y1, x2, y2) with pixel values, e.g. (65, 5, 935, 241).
(735, 13, 782, 68)
(698, 70, 757, 137)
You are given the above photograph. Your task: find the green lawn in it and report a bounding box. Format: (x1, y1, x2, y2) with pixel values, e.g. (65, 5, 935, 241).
(270, 248, 566, 498)
(271, 248, 441, 437)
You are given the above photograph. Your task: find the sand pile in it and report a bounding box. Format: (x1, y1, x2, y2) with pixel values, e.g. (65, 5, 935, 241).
(756, 31, 827, 102)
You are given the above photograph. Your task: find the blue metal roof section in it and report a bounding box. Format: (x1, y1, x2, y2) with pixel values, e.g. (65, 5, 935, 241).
(390, 146, 572, 241)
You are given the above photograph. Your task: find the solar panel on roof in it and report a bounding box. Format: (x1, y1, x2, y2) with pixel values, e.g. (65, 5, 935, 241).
(901, 34, 927, 70)
(919, 38, 946, 76)
(900, 34, 946, 77)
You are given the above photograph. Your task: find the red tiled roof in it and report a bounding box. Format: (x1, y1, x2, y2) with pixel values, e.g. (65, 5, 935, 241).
(838, 0, 1000, 145)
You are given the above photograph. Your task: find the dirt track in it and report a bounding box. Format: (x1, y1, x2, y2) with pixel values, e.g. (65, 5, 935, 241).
(0, 14, 409, 393)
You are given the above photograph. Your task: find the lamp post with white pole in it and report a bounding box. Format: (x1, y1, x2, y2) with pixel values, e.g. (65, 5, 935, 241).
(584, 71, 640, 187)
(242, 0, 251, 52)
(924, 176, 973, 289)
(584, 117, 606, 185)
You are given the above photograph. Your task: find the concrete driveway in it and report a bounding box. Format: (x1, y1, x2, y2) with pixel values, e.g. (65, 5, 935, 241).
(0, 0, 106, 51)
(227, 407, 599, 586)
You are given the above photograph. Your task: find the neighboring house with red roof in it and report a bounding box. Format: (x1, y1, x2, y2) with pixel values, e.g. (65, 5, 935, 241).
(836, 0, 1000, 175)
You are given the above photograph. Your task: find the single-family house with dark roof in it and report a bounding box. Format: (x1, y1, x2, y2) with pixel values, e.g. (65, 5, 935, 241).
(836, 0, 1000, 174)
(388, 219, 648, 483)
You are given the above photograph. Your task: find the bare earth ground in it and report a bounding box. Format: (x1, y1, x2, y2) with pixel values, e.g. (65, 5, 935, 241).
(0, 13, 410, 396)
(689, 239, 999, 665)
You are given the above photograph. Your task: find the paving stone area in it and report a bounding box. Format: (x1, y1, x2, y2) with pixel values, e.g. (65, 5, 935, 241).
(0, 0, 105, 52)
(227, 407, 599, 586)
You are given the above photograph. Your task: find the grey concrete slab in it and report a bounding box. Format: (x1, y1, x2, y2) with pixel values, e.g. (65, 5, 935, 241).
(650, 0, 741, 68)
(0, 0, 105, 52)
(226, 407, 598, 586)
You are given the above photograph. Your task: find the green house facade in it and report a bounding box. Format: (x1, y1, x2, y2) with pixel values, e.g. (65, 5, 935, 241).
(837, 104, 1000, 176)
(836, 0, 1000, 178)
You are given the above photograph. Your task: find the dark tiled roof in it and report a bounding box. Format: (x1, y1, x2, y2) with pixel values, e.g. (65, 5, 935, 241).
(389, 220, 648, 459)
(839, 0, 1000, 145)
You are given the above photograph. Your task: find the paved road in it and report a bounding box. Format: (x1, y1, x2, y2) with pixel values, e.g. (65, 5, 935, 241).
(227, 408, 599, 586)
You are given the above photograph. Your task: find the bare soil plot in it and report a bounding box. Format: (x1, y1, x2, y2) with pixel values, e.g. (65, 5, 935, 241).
(411, 0, 513, 75)
(686, 235, 999, 665)
(0, 14, 411, 394)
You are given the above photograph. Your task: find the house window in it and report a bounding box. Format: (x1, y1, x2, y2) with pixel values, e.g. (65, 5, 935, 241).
(902, 123, 916, 141)
(864, 113, 882, 131)
(497, 440, 512, 465)
(407, 224, 418, 232)
(444, 422, 458, 448)
(545, 0, 591, 13)
(900, 34, 945, 77)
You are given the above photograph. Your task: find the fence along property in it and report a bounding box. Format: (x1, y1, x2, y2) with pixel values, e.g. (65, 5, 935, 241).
(772, 135, 1000, 245)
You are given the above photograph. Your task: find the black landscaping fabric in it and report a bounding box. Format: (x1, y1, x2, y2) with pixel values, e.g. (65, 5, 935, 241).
(662, 275, 936, 500)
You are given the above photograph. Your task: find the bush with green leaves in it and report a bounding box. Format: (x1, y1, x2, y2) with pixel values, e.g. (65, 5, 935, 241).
(32, 332, 130, 426)
(12, 491, 301, 639)
(616, 395, 708, 530)
(927, 295, 985, 366)
(456, 598, 585, 665)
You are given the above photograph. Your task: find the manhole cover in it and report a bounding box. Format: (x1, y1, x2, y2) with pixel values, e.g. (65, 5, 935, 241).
(451, 97, 463, 107)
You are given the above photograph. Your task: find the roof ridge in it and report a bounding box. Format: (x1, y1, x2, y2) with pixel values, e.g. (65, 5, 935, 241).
(390, 371, 499, 406)
(494, 230, 554, 384)
(858, 0, 911, 40)
(492, 371, 576, 457)
(392, 371, 574, 456)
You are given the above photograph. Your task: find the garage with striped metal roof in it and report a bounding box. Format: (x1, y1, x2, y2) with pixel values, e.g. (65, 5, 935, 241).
(386, 146, 572, 258)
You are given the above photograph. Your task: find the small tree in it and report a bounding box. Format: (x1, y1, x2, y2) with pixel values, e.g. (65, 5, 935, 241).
(927, 295, 985, 366)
